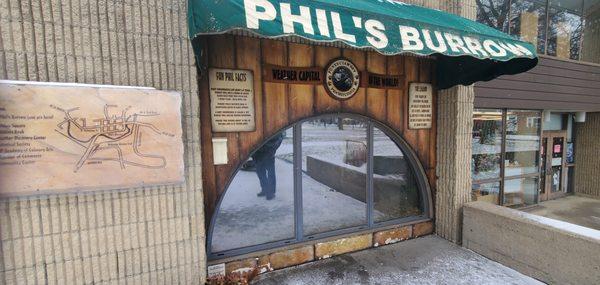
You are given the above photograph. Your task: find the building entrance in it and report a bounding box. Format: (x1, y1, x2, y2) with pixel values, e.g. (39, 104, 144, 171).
(540, 131, 569, 201)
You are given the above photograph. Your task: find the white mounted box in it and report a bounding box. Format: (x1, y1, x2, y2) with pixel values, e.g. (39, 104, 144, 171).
(212, 138, 228, 165)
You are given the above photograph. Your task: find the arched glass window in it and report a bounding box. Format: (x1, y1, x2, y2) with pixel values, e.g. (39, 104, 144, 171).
(208, 115, 431, 259)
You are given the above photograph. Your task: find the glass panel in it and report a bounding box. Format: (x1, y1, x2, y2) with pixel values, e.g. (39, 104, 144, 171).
(472, 109, 503, 180)
(542, 113, 564, 131)
(476, 0, 512, 31)
(211, 129, 294, 252)
(503, 177, 539, 207)
(302, 117, 368, 235)
(551, 137, 565, 193)
(505, 110, 541, 177)
(547, 0, 584, 60)
(510, 0, 548, 54)
(581, 0, 600, 63)
(540, 137, 548, 194)
(372, 127, 421, 223)
(472, 181, 501, 205)
(551, 166, 563, 192)
(566, 114, 574, 142)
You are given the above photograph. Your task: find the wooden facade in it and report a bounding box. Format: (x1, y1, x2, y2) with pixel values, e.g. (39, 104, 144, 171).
(475, 56, 600, 111)
(198, 35, 438, 224)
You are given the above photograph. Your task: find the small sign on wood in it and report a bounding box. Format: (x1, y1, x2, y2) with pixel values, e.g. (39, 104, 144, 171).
(408, 83, 433, 129)
(209, 68, 256, 132)
(263, 65, 323, 85)
(361, 72, 404, 89)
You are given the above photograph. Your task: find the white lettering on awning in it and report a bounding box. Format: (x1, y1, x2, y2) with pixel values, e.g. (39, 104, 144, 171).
(242, 0, 533, 59)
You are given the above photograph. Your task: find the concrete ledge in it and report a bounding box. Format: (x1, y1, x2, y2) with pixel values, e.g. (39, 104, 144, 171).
(463, 201, 600, 285)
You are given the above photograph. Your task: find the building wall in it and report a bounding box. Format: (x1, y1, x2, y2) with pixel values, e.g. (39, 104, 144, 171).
(574, 112, 600, 199)
(475, 57, 600, 112)
(0, 0, 206, 284)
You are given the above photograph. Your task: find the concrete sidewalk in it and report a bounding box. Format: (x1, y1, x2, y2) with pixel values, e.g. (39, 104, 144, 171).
(523, 195, 600, 230)
(252, 236, 542, 285)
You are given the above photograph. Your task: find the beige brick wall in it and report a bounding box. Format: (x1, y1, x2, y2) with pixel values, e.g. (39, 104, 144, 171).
(433, 0, 476, 244)
(574, 112, 600, 198)
(0, 0, 206, 284)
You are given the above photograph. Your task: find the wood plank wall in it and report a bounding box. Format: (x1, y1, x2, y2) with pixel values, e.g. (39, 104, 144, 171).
(475, 56, 600, 111)
(199, 35, 437, 224)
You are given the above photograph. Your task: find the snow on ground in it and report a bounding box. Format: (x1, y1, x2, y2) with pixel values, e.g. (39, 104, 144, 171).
(254, 235, 543, 285)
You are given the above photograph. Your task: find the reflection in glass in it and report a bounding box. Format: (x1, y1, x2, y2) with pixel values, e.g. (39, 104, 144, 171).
(472, 109, 503, 181)
(547, 0, 584, 60)
(373, 127, 421, 223)
(505, 110, 541, 177)
(472, 181, 501, 205)
(302, 117, 368, 235)
(504, 177, 539, 207)
(510, 0, 548, 53)
(581, 1, 600, 63)
(211, 129, 294, 252)
(476, 0, 511, 31)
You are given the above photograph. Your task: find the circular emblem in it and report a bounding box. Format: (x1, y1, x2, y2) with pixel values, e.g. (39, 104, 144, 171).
(325, 58, 360, 100)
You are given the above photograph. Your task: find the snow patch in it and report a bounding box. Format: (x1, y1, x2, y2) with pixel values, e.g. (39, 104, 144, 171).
(516, 211, 600, 240)
(259, 262, 273, 273)
(385, 237, 401, 245)
(232, 267, 255, 274)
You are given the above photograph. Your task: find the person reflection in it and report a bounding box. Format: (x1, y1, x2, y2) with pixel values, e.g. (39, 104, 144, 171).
(252, 132, 284, 200)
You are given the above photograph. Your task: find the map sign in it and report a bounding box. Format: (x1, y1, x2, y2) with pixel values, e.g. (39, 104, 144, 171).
(0, 82, 185, 196)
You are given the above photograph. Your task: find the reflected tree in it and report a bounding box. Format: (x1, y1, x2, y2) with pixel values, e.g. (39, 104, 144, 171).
(476, 0, 512, 31)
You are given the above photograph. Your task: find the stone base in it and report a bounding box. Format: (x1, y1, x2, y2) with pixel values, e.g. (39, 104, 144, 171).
(207, 221, 434, 283)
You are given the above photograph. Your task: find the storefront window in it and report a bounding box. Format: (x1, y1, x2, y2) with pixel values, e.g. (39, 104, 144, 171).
(471, 109, 542, 207)
(211, 129, 295, 253)
(505, 110, 541, 177)
(472, 109, 503, 181)
(302, 117, 368, 235)
(476, 0, 512, 32)
(472, 181, 501, 204)
(504, 177, 539, 206)
(547, 0, 584, 60)
(582, 0, 600, 63)
(373, 126, 421, 223)
(209, 115, 430, 258)
(510, 0, 548, 54)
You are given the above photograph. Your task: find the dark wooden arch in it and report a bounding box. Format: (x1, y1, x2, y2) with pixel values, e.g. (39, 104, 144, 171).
(198, 34, 438, 226)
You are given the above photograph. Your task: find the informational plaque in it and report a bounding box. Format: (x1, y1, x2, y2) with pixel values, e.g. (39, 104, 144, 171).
(408, 83, 433, 129)
(0, 81, 185, 196)
(209, 68, 256, 132)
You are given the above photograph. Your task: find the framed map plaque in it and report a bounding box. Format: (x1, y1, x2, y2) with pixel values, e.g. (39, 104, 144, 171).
(0, 81, 185, 196)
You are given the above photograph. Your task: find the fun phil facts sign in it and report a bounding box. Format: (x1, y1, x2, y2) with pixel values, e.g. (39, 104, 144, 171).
(209, 68, 256, 132)
(0, 81, 185, 196)
(408, 83, 433, 129)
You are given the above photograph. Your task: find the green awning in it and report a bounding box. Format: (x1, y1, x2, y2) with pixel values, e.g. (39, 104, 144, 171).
(188, 0, 538, 89)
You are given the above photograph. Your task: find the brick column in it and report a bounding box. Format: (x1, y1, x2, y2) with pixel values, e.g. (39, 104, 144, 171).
(434, 0, 476, 243)
(574, 113, 600, 198)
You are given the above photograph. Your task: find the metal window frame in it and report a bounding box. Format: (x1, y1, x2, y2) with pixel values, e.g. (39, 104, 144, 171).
(206, 113, 433, 261)
(472, 108, 543, 207)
